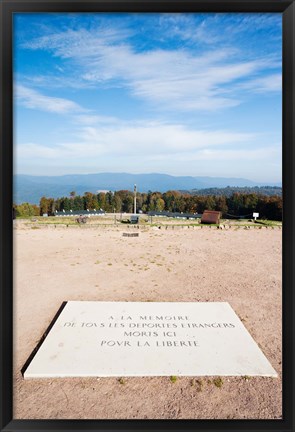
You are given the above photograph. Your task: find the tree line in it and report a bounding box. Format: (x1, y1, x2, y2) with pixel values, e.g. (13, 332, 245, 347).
(14, 189, 282, 221)
(185, 186, 282, 197)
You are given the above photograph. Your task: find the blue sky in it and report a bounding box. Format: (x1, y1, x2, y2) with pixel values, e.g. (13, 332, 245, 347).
(14, 13, 282, 183)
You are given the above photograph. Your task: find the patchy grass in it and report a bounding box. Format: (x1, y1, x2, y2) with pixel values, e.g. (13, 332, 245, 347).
(213, 377, 223, 388)
(195, 379, 204, 392)
(38, 220, 77, 226)
(190, 378, 203, 391)
(255, 219, 282, 227)
(170, 376, 178, 383)
(242, 375, 251, 381)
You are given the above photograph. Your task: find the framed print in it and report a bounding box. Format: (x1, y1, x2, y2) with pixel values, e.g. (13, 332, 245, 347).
(0, 1, 294, 431)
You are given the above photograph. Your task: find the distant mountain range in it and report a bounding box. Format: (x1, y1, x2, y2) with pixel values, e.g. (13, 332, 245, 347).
(14, 172, 282, 204)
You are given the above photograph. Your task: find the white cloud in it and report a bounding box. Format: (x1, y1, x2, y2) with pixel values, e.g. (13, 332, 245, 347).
(171, 146, 280, 161)
(158, 13, 282, 45)
(74, 114, 123, 125)
(16, 126, 281, 181)
(14, 15, 282, 180)
(241, 73, 282, 93)
(16, 143, 59, 159)
(84, 44, 276, 109)
(14, 84, 85, 114)
(20, 25, 281, 112)
(22, 26, 133, 63)
(17, 120, 255, 164)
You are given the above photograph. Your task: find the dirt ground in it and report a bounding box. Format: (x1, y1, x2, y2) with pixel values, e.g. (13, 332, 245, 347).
(13, 221, 282, 419)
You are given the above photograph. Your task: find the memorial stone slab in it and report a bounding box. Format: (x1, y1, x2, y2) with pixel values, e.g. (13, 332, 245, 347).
(23, 301, 277, 378)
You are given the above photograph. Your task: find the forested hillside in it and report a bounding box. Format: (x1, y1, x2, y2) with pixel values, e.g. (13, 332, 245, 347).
(15, 189, 282, 221)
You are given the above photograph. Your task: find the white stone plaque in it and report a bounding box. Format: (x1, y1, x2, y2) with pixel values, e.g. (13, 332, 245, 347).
(23, 301, 277, 378)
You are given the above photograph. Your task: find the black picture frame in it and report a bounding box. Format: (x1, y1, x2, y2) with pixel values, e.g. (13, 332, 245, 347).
(0, 1, 294, 431)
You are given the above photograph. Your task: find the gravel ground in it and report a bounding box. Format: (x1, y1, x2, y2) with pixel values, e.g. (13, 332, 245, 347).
(13, 222, 282, 419)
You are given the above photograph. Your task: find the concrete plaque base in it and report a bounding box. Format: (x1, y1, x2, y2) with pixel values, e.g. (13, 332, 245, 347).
(23, 301, 277, 378)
